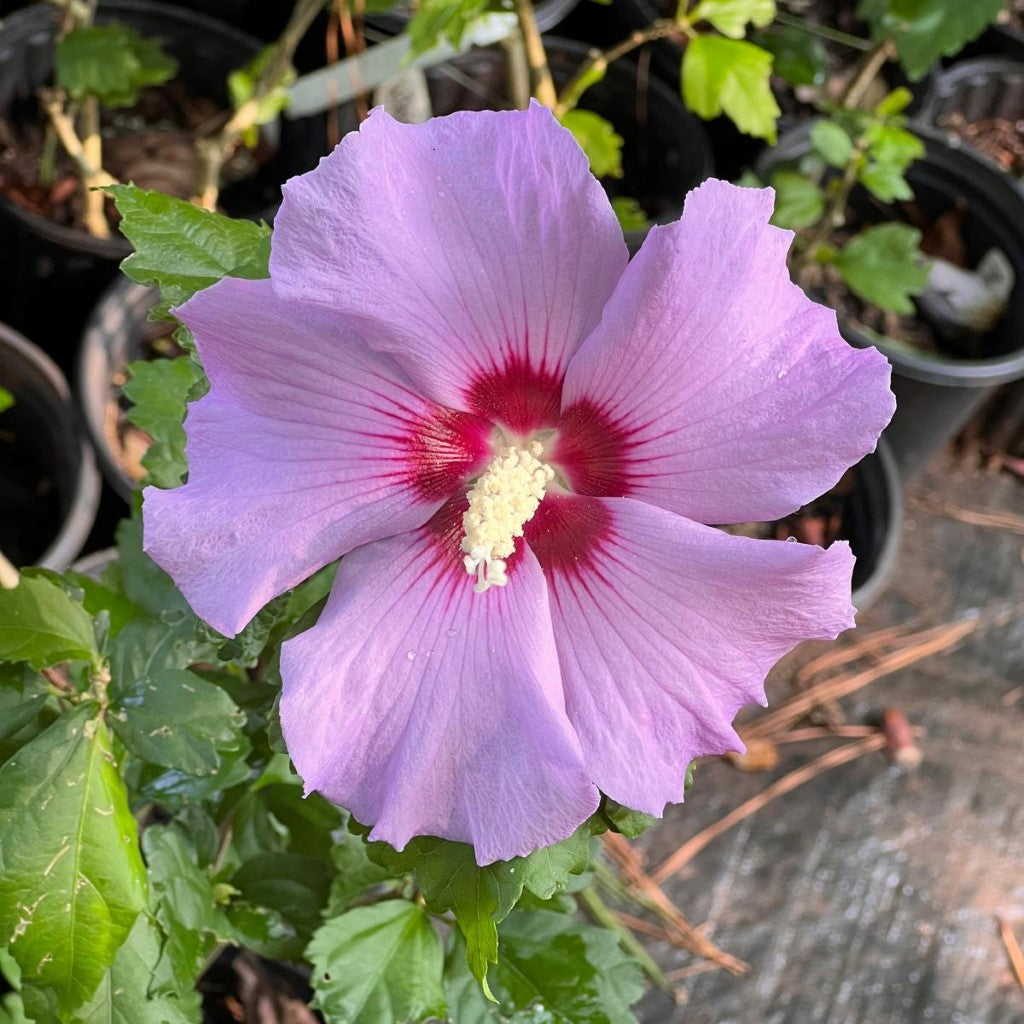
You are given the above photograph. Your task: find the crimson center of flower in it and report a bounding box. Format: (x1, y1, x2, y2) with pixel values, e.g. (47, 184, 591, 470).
(460, 441, 554, 594)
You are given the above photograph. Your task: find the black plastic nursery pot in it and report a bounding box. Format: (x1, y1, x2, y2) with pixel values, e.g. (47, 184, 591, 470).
(332, 37, 714, 247)
(754, 439, 901, 613)
(919, 57, 1024, 177)
(758, 123, 1024, 478)
(0, 320, 100, 570)
(77, 277, 160, 501)
(0, 0, 321, 366)
(848, 439, 902, 612)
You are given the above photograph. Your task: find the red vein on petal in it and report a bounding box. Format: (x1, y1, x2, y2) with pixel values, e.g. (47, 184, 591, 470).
(403, 408, 492, 502)
(465, 354, 563, 436)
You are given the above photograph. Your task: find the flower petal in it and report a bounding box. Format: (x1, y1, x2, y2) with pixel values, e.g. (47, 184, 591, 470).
(524, 494, 856, 815)
(279, 501, 599, 865)
(144, 278, 490, 637)
(558, 179, 895, 523)
(270, 103, 628, 424)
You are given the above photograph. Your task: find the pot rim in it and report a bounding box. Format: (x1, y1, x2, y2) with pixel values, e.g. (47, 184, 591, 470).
(0, 319, 101, 570)
(77, 275, 157, 502)
(851, 437, 902, 613)
(0, 0, 266, 259)
(759, 120, 1024, 386)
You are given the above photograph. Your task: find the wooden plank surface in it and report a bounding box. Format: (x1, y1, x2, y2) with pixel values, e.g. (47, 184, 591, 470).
(632, 456, 1024, 1024)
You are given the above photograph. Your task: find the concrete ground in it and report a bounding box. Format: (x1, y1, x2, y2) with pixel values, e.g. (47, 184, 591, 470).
(633, 453, 1024, 1024)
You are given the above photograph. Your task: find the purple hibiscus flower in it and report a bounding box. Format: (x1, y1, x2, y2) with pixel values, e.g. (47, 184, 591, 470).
(144, 102, 894, 865)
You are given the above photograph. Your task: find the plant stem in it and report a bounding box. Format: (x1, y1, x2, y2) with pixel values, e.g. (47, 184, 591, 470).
(79, 96, 109, 237)
(194, 0, 328, 210)
(578, 885, 670, 990)
(40, 92, 116, 184)
(502, 31, 532, 111)
(0, 550, 19, 589)
(512, 0, 556, 108)
(39, 125, 58, 186)
(841, 38, 895, 109)
(772, 10, 873, 51)
(555, 19, 684, 116)
(793, 135, 865, 275)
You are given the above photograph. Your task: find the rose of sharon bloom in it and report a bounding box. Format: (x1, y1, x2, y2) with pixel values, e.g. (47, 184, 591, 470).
(144, 102, 894, 865)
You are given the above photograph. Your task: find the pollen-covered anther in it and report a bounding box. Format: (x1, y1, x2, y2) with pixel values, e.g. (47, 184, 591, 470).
(461, 441, 554, 593)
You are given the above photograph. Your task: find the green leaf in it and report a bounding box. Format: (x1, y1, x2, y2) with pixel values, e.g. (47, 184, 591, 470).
(769, 169, 825, 230)
(602, 801, 658, 840)
(224, 902, 296, 961)
(307, 901, 447, 1024)
(691, 0, 775, 38)
(875, 86, 913, 117)
(520, 827, 593, 903)
(752, 24, 828, 86)
(327, 834, 395, 914)
(495, 912, 643, 1023)
(810, 120, 854, 168)
(0, 988, 32, 1024)
(114, 511, 189, 619)
(227, 46, 295, 148)
(446, 911, 644, 1023)
(0, 388, 13, 414)
(231, 778, 344, 866)
(365, 836, 523, 992)
(407, 0, 491, 55)
(865, 122, 924, 168)
(610, 197, 650, 233)
(105, 185, 271, 318)
(0, 706, 147, 1016)
(0, 576, 97, 670)
(122, 355, 204, 490)
(69, 913, 200, 1024)
(142, 825, 230, 995)
(59, 571, 138, 642)
(860, 161, 913, 201)
(230, 852, 332, 945)
(0, 688, 49, 745)
(830, 222, 931, 314)
(136, 748, 252, 813)
(56, 24, 177, 107)
(557, 110, 623, 179)
(0, 678, 55, 767)
(682, 36, 780, 142)
(362, 823, 597, 993)
(107, 614, 205, 687)
(857, 0, 1003, 80)
(109, 668, 246, 775)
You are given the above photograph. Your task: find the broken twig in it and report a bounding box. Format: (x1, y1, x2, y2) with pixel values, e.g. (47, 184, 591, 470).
(997, 916, 1024, 992)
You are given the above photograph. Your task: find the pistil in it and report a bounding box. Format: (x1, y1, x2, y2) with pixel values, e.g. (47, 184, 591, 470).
(461, 441, 554, 593)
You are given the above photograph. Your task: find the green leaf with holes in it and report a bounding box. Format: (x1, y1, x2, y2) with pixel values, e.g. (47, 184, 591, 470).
(308, 901, 447, 1024)
(0, 705, 146, 1016)
(109, 669, 246, 775)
